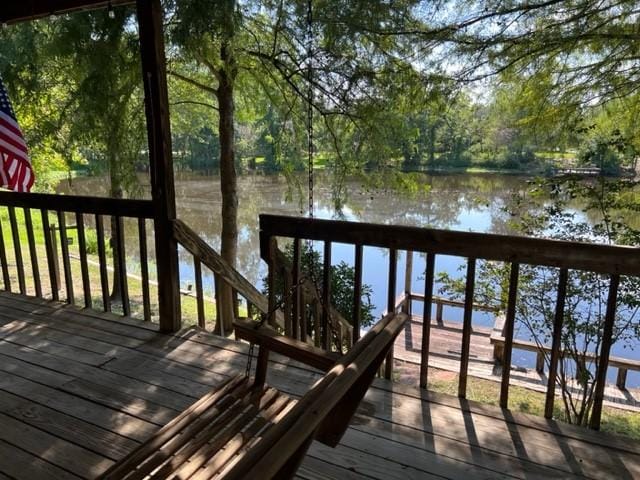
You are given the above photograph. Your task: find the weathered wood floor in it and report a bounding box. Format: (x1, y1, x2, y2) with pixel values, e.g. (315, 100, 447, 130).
(0, 291, 638, 479)
(395, 316, 640, 411)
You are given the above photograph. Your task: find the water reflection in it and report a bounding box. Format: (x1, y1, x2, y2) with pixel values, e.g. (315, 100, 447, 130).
(57, 172, 639, 386)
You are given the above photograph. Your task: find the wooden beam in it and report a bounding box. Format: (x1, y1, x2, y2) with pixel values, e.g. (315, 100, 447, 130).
(136, 0, 180, 332)
(1, 0, 134, 24)
(259, 214, 640, 276)
(0, 191, 154, 218)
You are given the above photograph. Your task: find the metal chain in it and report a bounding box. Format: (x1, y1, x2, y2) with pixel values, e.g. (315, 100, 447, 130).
(306, 0, 314, 220)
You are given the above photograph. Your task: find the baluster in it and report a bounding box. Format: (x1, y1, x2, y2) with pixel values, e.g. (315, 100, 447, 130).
(40, 210, 56, 300)
(247, 301, 255, 320)
(114, 216, 129, 316)
(403, 250, 413, 315)
(499, 262, 520, 408)
(590, 274, 620, 430)
(138, 218, 151, 321)
(95, 214, 110, 312)
(76, 212, 92, 308)
(283, 266, 293, 337)
(292, 238, 302, 340)
(352, 244, 363, 344)
(57, 211, 74, 304)
(232, 289, 240, 321)
(23, 208, 41, 297)
(384, 248, 398, 379)
(266, 237, 277, 328)
(8, 207, 25, 294)
(458, 258, 477, 398)
(420, 252, 435, 389)
(313, 299, 322, 347)
(322, 241, 332, 351)
(214, 273, 224, 336)
(544, 268, 569, 418)
(0, 213, 10, 291)
(194, 257, 205, 328)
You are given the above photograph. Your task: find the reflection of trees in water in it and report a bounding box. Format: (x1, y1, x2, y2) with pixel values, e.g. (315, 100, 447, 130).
(58, 172, 589, 286)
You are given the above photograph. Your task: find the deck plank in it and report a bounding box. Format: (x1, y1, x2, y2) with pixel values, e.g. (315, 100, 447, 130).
(0, 293, 637, 480)
(0, 412, 113, 478)
(0, 388, 139, 461)
(0, 438, 81, 480)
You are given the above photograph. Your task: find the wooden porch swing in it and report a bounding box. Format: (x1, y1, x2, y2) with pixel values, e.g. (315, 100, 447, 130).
(100, 310, 408, 479)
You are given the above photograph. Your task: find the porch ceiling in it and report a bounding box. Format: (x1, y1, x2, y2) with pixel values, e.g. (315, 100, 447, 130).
(1, 0, 135, 25)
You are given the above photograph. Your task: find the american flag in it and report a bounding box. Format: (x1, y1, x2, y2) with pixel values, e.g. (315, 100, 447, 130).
(0, 77, 34, 192)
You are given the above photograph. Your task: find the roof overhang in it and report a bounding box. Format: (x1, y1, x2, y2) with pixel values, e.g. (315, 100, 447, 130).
(1, 0, 136, 25)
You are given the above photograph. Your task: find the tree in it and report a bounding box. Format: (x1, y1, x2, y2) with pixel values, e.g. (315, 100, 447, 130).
(52, 9, 145, 302)
(439, 176, 640, 425)
(167, 0, 448, 332)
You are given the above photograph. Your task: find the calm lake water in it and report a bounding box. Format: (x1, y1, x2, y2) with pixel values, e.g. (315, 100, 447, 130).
(58, 172, 640, 386)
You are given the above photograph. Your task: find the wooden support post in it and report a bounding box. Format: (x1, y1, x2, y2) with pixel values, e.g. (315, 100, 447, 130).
(536, 352, 545, 373)
(436, 302, 443, 325)
(590, 274, 620, 430)
(420, 252, 435, 389)
(322, 241, 332, 351)
(499, 262, 519, 409)
(385, 248, 397, 380)
(40, 212, 56, 300)
(57, 211, 74, 304)
(458, 258, 476, 398)
(23, 208, 41, 298)
(194, 257, 205, 328)
(8, 206, 25, 294)
(292, 238, 302, 341)
(403, 250, 413, 315)
(352, 244, 363, 344)
(95, 214, 110, 312)
(75, 212, 92, 308)
(616, 369, 627, 390)
(136, 0, 180, 332)
(545, 268, 568, 419)
(138, 218, 151, 321)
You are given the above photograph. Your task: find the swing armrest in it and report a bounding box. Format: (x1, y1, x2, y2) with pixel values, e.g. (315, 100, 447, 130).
(234, 319, 339, 372)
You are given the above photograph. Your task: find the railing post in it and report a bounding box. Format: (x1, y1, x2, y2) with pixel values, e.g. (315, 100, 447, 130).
(137, 0, 181, 332)
(385, 248, 398, 379)
(403, 250, 413, 316)
(590, 274, 620, 430)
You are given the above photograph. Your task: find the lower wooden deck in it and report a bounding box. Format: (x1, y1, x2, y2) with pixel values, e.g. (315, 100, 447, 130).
(0, 291, 638, 479)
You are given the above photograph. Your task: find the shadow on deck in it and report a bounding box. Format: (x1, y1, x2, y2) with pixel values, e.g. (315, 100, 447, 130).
(0, 291, 638, 479)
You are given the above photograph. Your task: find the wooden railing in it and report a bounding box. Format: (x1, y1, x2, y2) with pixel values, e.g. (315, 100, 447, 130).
(0, 191, 156, 320)
(171, 219, 282, 335)
(259, 213, 640, 430)
(490, 315, 640, 390)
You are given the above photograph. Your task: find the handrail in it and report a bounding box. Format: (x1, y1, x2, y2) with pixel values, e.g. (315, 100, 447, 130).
(0, 191, 154, 218)
(171, 218, 284, 329)
(490, 314, 640, 389)
(0, 193, 155, 321)
(273, 246, 353, 347)
(259, 213, 639, 430)
(259, 214, 640, 275)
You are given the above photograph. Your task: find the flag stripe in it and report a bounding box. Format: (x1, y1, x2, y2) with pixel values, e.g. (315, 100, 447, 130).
(0, 139, 29, 162)
(0, 123, 28, 154)
(0, 112, 25, 140)
(0, 117, 28, 149)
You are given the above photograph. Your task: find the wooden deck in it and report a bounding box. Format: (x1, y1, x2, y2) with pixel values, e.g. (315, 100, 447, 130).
(394, 316, 640, 412)
(0, 292, 638, 479)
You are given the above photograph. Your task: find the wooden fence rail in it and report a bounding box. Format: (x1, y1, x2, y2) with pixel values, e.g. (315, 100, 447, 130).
(259, 214, 640, 430)
(0, 192, 156, 320)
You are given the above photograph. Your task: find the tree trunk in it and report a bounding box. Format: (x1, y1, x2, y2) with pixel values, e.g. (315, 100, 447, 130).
(215, 40, 238, 334)
(108, 149, 124, 302)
